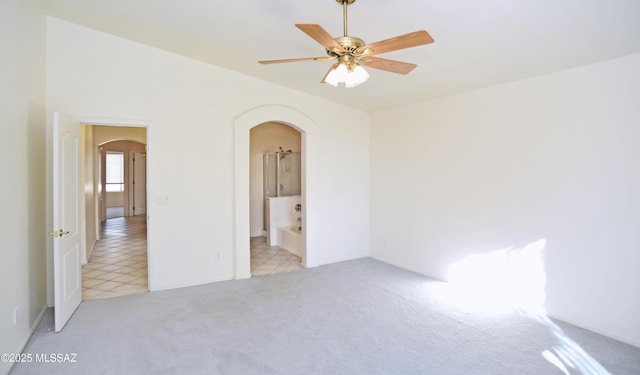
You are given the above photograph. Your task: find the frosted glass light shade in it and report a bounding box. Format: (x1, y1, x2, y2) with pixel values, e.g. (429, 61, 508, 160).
(323, 63, 369, 88)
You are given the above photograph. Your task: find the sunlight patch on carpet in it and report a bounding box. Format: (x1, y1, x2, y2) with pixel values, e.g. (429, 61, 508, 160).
(445, 238, 611, 374)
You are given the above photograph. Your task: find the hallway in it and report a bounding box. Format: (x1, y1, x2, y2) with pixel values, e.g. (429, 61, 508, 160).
(81, 216, 148, 299)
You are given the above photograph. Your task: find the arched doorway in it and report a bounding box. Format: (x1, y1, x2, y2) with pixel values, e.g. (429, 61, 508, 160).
(99, 139, 147, 220)
(250, 122, 302, 275)
(234, 105, 318, 279)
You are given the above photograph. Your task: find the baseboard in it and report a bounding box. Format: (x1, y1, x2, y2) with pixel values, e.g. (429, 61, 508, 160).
(24, 304, 48, 348)
(371, 255, 640, 349)
(369, 254, 445, 282)
(548, 312, 640, 349)
(151, 274, 235, 292)
(1, 356, 9, 375)
(235, 272, 252, 280)
(87, 239, 96, 262)
(2, 304, 48, 375)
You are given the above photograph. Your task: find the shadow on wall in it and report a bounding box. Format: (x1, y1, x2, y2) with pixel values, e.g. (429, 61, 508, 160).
(442, 239, 611, 375)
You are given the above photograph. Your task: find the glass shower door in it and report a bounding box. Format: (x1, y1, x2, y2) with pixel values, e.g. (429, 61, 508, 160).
(263, 153, 277, 198)
(278, 152, 301, 196)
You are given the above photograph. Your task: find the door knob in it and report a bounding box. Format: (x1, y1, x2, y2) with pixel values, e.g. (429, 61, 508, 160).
(47, 229, 70, 237)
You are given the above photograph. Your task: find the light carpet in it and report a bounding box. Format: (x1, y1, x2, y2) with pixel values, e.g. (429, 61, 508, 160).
(10, 258, 640, 374)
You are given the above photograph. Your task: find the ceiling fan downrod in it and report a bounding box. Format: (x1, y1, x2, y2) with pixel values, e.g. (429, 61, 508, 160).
(338, 0, 356, 37)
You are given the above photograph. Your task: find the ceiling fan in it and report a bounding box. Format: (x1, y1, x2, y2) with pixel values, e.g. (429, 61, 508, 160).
(258, 0, 434, 88)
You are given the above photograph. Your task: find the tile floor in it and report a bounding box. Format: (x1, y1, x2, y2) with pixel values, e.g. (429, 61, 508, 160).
(82, 216, 148, 300)
(83, 220, 296, 298)
(250, 236, 301, 276)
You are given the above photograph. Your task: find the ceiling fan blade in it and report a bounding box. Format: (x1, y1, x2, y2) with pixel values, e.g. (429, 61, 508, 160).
(356, 30, 434, 56)
(320, 64, 337, 84)
(359, 57, 417, 75)
(259, 56, 336, 64)
(295, 24, 345, 54)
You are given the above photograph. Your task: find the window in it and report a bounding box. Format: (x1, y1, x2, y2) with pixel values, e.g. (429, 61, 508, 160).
(105, 152, 124, 192)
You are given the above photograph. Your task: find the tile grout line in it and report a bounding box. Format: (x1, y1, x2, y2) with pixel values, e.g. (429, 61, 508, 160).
(250, 236, 301, 276)
(82, 216, 148, 300)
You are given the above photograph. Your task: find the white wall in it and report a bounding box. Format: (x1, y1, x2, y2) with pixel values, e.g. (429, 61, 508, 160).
(46, 17, 370, 291)
(370, 53, 640, 347)
(0, 1, 47, 374)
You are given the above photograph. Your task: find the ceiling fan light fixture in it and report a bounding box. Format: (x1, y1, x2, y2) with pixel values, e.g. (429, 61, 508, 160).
(259, 0, 434, 85)
(323, 62, 369, 88)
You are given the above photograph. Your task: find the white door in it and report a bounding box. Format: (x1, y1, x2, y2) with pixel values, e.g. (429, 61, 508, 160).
(133, 152, 146, 216)
(51, 112, 82, 332)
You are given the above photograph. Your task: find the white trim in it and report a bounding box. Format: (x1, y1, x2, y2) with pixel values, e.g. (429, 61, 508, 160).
(77, 117, 155, 290)
(78, 117, 156, 291)
(234, 105, 319, 279)
(4, 304, 49, 375)
(77, 117, 152, 128)
(47, 114, 154, 305)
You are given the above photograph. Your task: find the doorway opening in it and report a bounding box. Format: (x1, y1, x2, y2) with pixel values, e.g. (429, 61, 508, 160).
(234, 105, 318, 280)
(100, 140, 147, 220)
(249, 122, 302, 276)
(81, 125, 149, 299)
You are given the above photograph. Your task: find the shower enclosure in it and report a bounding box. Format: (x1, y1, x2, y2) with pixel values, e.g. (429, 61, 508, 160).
(263, 152, 302, 252)
(263, 152, 301, 197)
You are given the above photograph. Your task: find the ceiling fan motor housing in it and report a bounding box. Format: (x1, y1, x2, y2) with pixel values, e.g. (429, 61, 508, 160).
(328, 36, 365, 56)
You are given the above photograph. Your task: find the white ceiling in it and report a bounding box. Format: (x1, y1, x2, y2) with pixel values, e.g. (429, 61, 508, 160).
(41, 0, 640, 112)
